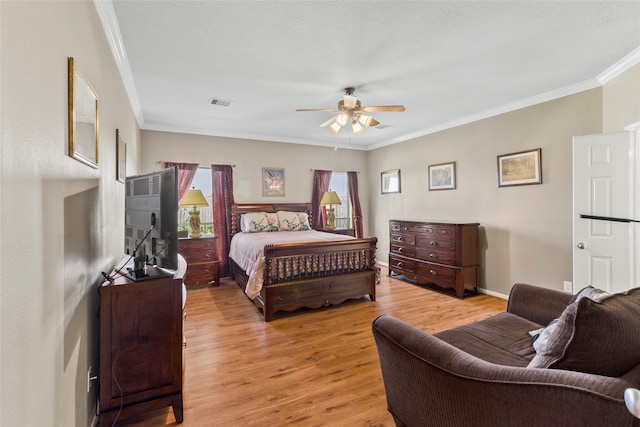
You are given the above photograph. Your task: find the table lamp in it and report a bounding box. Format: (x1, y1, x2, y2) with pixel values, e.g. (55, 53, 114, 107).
(320, 191, 341, 230)
(179, 188, 209, 238)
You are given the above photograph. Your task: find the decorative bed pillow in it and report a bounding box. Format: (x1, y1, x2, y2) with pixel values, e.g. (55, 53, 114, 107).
(568, 285, 609, 304)
(527, 287, 640, 376)
(277, 211, 311, 231)
(529, 286, 609, 353)
(241, 212, 279, 232)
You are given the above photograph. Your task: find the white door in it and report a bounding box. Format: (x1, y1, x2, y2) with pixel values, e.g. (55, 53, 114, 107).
(573, 132, 637, 293)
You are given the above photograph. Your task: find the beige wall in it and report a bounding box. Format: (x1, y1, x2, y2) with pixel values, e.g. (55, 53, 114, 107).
(603, 63, 640, 132)
(140, 131, 371, 233)
(1, 1, 140, 425)
(368, 90, 603, 297)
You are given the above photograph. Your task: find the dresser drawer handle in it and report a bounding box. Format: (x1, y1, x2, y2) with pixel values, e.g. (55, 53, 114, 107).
(430, 241, 438, 246)
(396, 236, 404, 242)
(429, 270, 437, 275)
(397, 262, 403, 267)
(429, 253, 437, 258)
(397, 247, 404, 252)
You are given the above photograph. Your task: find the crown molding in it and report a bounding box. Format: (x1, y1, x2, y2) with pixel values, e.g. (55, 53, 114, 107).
(597, 46, 640, 84)
(93, 0, 144, 127)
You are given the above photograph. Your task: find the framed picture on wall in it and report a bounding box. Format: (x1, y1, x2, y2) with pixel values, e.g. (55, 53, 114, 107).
(428, 161, 456, 191)
(381, 169, 401, 194)
(116, 129, 126, 183)
(262, 167, 285, 196)
(68, 57, 99, 168)
(497, 148, 542, 187)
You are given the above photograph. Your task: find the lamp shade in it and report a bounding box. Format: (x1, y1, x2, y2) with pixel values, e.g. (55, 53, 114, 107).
(320, 191, 341, 206)
(179, 189, 209, 207)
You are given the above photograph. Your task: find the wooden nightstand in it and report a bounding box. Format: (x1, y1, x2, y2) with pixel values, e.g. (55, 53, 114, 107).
(178, 236, 219, 287)
(318, 228, 355, 237)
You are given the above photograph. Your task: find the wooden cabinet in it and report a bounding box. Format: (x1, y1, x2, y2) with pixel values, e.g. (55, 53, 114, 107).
(179, 236, 219, 286)
(318, 228, 355, 237)
(389, 220, 479, 297)
(99, 273, 183, 426)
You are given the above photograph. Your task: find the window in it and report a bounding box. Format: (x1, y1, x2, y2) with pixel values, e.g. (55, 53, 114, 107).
(178, 168, 213, 235)
(328, 172, 351, 229)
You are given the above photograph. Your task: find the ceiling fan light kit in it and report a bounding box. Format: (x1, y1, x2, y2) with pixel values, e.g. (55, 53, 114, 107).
(297, 87, 405, 136)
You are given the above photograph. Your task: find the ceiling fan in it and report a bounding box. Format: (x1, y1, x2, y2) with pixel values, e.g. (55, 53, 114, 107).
(296, 87, 405, 135)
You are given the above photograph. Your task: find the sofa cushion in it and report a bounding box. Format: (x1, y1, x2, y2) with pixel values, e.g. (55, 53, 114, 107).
(434, 312, 540, 367)
(527, 287, 640, 376)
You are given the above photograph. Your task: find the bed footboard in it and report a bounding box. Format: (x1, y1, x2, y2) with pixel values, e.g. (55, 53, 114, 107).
(233, 237, 377, 321)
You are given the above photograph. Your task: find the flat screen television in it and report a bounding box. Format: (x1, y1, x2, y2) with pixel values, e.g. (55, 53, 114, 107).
(123, 166, 178, 280)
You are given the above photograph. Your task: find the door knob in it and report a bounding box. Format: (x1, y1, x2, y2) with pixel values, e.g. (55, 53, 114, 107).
(577, 243, 585, 249)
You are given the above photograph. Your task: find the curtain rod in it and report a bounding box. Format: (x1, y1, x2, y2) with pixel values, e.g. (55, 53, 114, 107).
(158, 161, 236, 167)
(310, 169, 359, 173)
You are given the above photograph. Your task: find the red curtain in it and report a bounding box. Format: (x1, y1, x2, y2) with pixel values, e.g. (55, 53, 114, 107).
(163, 162, 199, 202)
(211, 165, 234, 277)
(347, 171, 364, 238)
(311, 170, 332, 230)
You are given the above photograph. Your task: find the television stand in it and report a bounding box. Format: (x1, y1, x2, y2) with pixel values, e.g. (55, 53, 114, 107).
(99, 266, 184, 425)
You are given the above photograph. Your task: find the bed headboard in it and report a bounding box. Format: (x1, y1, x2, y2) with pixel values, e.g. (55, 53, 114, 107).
(230, 203, 313, 236)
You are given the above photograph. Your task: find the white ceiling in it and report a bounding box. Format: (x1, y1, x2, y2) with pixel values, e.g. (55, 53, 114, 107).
(99, 1, 640, 151)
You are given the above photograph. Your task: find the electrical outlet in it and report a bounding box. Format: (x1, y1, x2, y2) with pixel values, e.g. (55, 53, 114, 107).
(87, 367, 98, 393)
(563, 281, 572, 293)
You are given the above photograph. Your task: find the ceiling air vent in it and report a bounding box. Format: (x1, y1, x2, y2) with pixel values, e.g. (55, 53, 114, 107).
(209, 98, 233, 107)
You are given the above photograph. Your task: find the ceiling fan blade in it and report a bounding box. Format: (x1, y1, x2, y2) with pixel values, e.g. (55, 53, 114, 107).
(296, 108, 337, 112)
(369, 118, 380, 127)
(319, 116, 337, 127)
(361, 105, 405, 112)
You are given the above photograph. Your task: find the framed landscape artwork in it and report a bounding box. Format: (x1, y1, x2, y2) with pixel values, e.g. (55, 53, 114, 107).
(428, 161, 456, 191)
(116, 129, 126, 183)
(381, 169, 401, 194)
(68, 57, 99, 168)
(262, 168, 285, 196)
(497, 148, 542, 187)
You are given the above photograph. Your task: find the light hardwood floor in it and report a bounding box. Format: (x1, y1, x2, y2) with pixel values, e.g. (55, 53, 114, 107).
(119, 267, 507, 427)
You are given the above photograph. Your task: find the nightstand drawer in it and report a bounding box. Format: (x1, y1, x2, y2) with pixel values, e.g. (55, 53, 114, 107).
(178, 236, 219, 287)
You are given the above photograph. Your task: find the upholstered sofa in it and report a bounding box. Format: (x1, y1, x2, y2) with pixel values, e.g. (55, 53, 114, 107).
(372, 283, 640, 427)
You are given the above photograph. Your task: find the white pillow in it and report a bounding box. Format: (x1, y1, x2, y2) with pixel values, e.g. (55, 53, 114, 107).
(277, 211, 311, 231)
(241, 212, 279, 232)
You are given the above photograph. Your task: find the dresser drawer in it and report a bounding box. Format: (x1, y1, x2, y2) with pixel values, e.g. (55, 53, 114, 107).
(389, 255, 417, 276)
(433, 225, 457, 240)
(416, 263, 456, 288)
(416, 235, 456, 251)
(390, 232, 415, 246)
(390, 243, 416, 257)
(415, 248, 457, 265)
(180, 248, 217, 264)
(183, 261, 219, 286)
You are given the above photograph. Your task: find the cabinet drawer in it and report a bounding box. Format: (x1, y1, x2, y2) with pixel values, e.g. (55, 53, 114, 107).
(183, 262, 218, 286)
(434, 225, 457, 240)
(390, 232, 416, 246)
(389, 255, 416, 274)
(390, 243, 416, 257)
(415, 248, 457, 265)
(416, 235, 456, 251)
(180, 249, 217, 263)
(416, 263, 456, 287)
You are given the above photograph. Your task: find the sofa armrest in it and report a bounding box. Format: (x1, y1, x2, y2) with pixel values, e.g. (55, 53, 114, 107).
(507, 282, 573, 326)
(372, 314, 638, 427)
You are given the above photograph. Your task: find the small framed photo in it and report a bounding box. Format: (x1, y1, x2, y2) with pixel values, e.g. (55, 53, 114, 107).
(68, 57, 99, 168)
(428, 161, 456, 191)
(262, 168, 285, 197)
(381, 169, 401, 194)
(116, 129, 126, 183)
(497, 148, 542, 187)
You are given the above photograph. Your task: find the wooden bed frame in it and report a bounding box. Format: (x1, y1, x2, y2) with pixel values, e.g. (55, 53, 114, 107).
(229, 203, 377, 321)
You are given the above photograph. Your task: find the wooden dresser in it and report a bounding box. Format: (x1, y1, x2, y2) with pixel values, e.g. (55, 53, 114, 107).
(99, 272, 184, 426)
(178, 236, 219, 286)
(389, 220, 479, 297)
